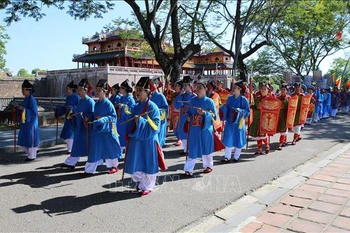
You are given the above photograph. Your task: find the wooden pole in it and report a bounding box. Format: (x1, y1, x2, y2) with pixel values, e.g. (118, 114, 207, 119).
(185, 121, 190, 161)
(122, 139, 130, 182)
(13, 107, 16, 153)
(56, 111, 58, 144)
(85, 118, 90, 156)
(246, 77, 253, 150)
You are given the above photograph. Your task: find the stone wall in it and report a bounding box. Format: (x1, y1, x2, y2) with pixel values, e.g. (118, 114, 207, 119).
(0, 78, 25, 97)
(43, 66, 165, 97)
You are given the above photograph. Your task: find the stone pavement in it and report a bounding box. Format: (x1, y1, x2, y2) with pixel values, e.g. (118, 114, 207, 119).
(239, 148, 350, 233)
(0, 126, 64, 154)
(185, 143, 350, 233)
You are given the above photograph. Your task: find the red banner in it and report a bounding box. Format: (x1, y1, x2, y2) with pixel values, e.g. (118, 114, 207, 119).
(259, 96, 282, 135)
(299, 94, 312, 124)
(286, 95, 299, 128)
(171, 109, 180, 131)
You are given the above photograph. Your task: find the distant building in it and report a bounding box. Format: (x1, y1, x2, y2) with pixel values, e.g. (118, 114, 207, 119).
(72, 30, 233, 77)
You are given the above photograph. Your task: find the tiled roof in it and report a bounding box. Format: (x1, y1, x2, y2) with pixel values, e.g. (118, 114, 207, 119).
(72, 51, 127, 62)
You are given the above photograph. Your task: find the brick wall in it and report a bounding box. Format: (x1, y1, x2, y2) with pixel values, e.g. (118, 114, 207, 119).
(0, 78, 46, 98)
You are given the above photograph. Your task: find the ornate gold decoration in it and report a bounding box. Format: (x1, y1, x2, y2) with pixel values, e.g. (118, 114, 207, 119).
(261, 113, 277, 131)
(262, 101, 281, 110)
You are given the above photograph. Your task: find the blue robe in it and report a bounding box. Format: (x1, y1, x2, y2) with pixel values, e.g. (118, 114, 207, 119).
(71, 95, 95, 158)
(124, 99, 160, 175)
(109, 94, 120, 105)
(116, 94, 135, 147)
(18, 95, 40, 148)
(57, 93, 80, 140)
(150, 91, 169, 147)
(87, 98, 122, 163)
(220, 95, 250, 148)
(323, 92, 331, 117)
(174, 92, 196, 140)
(187, 96, 216, 159)
(315, 89, 323, 117)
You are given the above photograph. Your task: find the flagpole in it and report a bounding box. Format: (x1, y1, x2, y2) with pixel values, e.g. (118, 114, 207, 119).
(340, 57, 350, 87)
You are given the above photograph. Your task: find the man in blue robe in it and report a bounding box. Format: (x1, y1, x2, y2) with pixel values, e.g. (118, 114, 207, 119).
(219, 81, 250, 163)
(331, 86, 340, 117)
(149, 77, 169, 148)
(56, 81, 80, 154)
(314, 86, 323, 122)
(17, 80, 40, 162)
(109, 83, 120, 106)
(322, 88, 331, 119)
(184, 81, 217, 176)
(62, 78, 95, 168)
(124, 76, 161, 196)
(85, 79, 122, 175)
(116, 79, 135, 152)
(174, 76, 196, 154)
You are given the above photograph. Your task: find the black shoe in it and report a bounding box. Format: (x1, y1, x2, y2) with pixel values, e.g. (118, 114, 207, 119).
(184, 171, 193, 177)
(221, 158, 230, 163)
(61, 163, 75, 169)
(24, 158, 35, 162)
(232, 158, 239, 163)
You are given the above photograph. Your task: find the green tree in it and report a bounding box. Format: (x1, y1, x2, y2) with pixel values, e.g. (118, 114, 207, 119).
(246, 48, 286, 82)
(268, 0, 350, 76)
(102, 17, 156, 60)
(31, 68, 47, 75)
(17, 68, 34, 77)
(0, 0, 204, 83)
(195, 0, 291, 81)
(0, 25, 10, 71)
(328, 57, 350, 86)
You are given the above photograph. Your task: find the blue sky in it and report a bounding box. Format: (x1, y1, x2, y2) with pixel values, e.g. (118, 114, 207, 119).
(0, 2, 347, 76)
(0, 2, 133, 74)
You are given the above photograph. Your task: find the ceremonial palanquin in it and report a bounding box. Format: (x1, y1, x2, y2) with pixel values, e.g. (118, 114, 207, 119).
(298, 94, 312, 124)
(286, 95, 299, 128)
(259, 96, 282, 135)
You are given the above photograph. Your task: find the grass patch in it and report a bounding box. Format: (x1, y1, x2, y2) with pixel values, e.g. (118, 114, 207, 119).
(0, 125, 14, 131)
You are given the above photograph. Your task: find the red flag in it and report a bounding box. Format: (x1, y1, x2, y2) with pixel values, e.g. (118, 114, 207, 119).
(346, 81, 350, 87)
(336, 31, 342, 41)
(336, 77, 342, 88)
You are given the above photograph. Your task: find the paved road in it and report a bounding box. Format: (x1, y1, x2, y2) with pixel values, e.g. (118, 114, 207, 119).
(0, 115, 349, 232)
(0, 126, 64, 154)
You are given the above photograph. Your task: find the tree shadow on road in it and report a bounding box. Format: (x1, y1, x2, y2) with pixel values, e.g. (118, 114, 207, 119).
(0, 165, 106, 189)
(12, 190, 140, 216)
(0, 146, 67, 165)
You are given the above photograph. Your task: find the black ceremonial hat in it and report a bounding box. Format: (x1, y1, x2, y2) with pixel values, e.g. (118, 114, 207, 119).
(136, 77, 151, 90)
(22, 79, 34, 89)
(96, 79, 109, 92)
(112, 83, 120, 91)
(234, 80, 246, 90)
(120, 79, 133, 93)
(67, 81, 77, 89)
(78, 78, 90, 90)
(175, 80, 183, 88)
(183, 76, 192, 84)
(280, 83, 288, 89)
